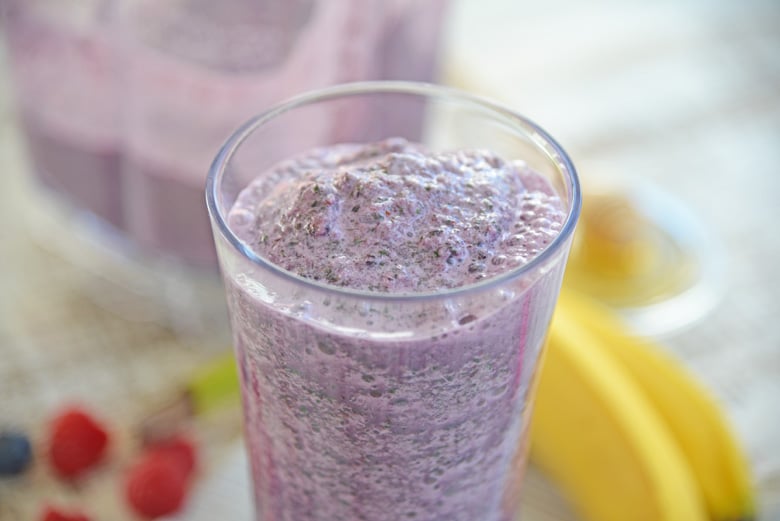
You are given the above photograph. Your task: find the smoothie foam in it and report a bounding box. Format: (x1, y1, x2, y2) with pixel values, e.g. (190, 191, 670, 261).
(225, 138, 567, 520)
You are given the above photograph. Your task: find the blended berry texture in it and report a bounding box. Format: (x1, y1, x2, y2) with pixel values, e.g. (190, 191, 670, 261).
(225, 139, 567, 520)
(230, 139, 565, 293)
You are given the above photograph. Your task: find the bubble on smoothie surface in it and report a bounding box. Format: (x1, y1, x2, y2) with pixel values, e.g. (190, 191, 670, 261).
(229, 138, 566, 293)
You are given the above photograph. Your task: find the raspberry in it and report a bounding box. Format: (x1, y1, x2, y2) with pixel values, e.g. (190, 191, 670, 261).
(40, 505, 92, 521)
(47, 407, 109, 480)
(146, 435, 198, 480)
(125, 452, 187, 519)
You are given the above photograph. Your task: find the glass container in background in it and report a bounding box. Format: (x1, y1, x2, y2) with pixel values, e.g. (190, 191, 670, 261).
(1, 0, 450, 337)
(207, 82, 581, 521)
(3, 0, 122, 229)
(118, 0, 346, 268)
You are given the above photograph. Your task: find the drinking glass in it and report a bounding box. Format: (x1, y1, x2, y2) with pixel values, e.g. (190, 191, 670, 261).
(207, 82, 581, 521)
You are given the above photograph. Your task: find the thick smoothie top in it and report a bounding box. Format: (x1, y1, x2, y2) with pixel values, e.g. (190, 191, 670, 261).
(229, 138, 565, 293)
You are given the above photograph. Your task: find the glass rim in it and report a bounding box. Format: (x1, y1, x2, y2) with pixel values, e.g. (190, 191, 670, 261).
(206, 80, 581, 302)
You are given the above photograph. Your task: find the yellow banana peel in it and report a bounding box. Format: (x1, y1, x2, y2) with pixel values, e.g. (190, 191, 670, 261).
(556, 289, 755, 520)
(531, 288, 755, 521)
(530, 307, 707, 521)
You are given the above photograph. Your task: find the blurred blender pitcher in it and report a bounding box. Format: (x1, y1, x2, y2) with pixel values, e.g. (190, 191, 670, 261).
(2, 0, 450, 335)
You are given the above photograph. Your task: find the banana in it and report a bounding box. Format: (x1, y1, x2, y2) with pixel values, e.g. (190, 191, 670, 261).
(555, 289, 755, 521)
(529, 307, 708, 521)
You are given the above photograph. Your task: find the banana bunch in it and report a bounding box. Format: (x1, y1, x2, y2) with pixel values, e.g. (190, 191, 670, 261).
(529, 289, 755, 521)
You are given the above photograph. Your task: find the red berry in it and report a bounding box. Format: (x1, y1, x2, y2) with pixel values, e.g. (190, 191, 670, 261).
(47, 407, 109, 480)
(147, 436, 197, 480)
(40, 505, 92, 521)
(125, 453, 187, 519)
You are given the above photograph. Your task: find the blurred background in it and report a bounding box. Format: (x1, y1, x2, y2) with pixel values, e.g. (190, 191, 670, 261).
(0, 0, 778, 519)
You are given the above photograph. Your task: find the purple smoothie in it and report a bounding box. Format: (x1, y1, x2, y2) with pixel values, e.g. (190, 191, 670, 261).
(5, 5, 123, 229)
(119, 0, 348, 267)
(225, 138, 567, 520)
(122, 158, 218, 268)
(19, 111, 123, 229)
(330, 0, 449, 144)
(4, 1, 449, 269)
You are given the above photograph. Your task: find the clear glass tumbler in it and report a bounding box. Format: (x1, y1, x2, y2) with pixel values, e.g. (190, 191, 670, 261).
(207, 82, 580, 521)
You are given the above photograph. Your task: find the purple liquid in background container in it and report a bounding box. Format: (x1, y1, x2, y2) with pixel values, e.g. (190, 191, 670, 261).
(332, 0, 449, 144)
(118, 0, 344, 268)
(4, 1, 123, 229)
(121, 0, 450, 268)
(3, 0, 450, 271)
(208, 85, 580, 521)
